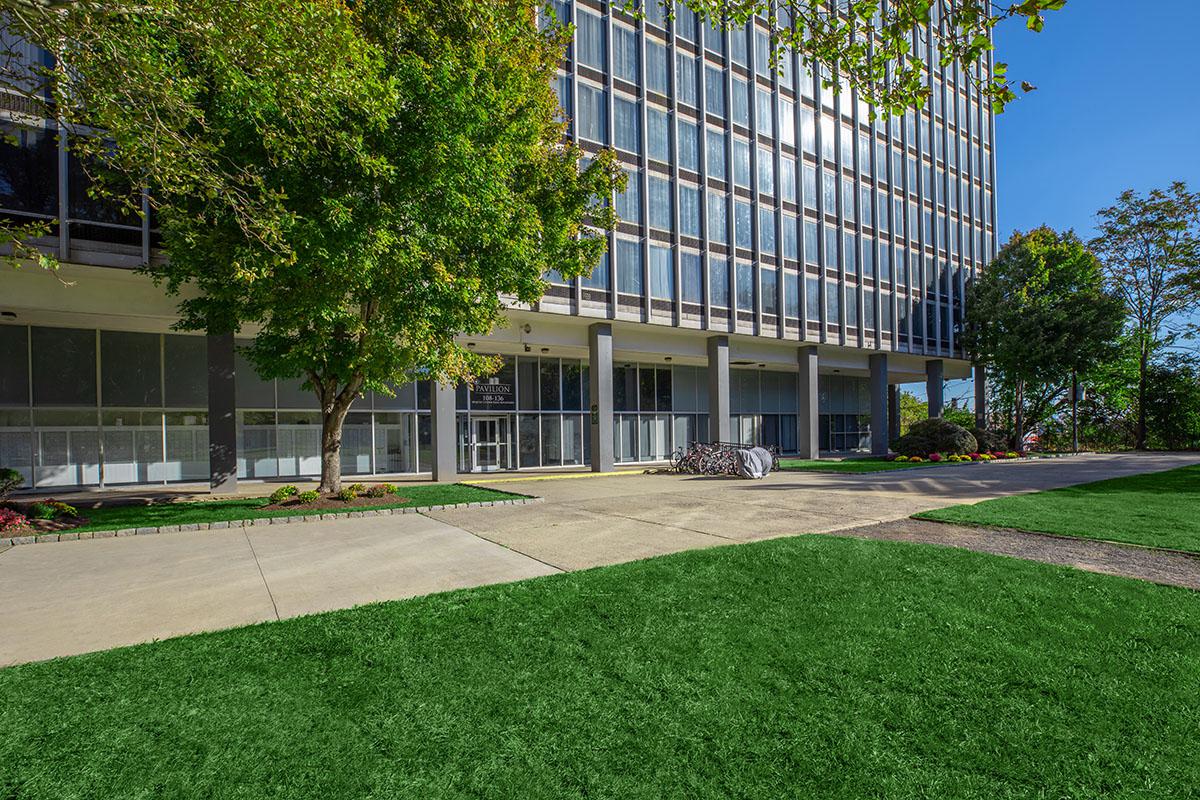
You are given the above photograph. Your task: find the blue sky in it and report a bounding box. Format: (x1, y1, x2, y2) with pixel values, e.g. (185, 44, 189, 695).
(919, 0, 1200, 407)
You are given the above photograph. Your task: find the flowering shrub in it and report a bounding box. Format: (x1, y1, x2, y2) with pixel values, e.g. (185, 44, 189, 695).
(336, 487, 357, 502)
(928, 453, 943, 462)
(909, 456, 924, 463)
(269, 485, 299, 504)
(297, 490, 320, 503)
(0, 507, 29, 533)
(893, 455, 909, 462)
(1006, 452, 1020, 459)
(968, 453, 982, 461)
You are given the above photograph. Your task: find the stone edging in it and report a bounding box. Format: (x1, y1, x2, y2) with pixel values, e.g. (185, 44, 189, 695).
(0, 496, 543, 547)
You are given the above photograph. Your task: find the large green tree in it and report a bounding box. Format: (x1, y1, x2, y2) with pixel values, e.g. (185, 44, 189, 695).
(963, 227, 1125, 448)
(1090, 183, 1200, 449)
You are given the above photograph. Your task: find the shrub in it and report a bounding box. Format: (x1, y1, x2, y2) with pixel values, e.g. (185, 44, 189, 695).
(348, 483, 367, 494)
(46, 501, 78, 519)
(0, 507, 29, 532)
(382, 483, 401, 495)
(269, 485, 299, 504)
(891, 418, 978, 458)
(28, 502, 56, 520)
(336, 487, 357, 502)
(928, 453, 943, 462)
(972, 427, 1008, 452)
(297, 490, 320, 504)
(1006, 451, 1021, 459)
(365, 484, 389, 498)
(909, 456, 924, 463)
(0, 467, 22, 501)
(893, 455, 909, 462)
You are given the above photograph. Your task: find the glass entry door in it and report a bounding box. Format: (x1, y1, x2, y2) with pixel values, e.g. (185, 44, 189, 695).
(471, 417, 508, 472)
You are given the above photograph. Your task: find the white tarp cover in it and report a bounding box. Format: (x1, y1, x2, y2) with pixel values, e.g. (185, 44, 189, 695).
(735, 447, 774, 479)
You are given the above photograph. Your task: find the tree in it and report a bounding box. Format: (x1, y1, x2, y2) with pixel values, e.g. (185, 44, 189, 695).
(963, 227, 1126, 448)
(898, 390, 926, 434)
(12, 0, 623, 492)
(1144, 354, 1200, 451)
(1091, 183, 1200, 449)
(674, 0, 1066, 115)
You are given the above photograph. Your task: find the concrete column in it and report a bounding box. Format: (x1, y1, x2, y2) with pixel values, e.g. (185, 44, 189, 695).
(974, 364, 987, 428)
(589, 323, 614, 472)
(432, 382, 457, 482)
(888, 384, 901, 443)
(797, 345, 819, 458)
(206, 332, 238, 494)
(707, 336, 730, 443)
(926, 359, 944, 418)
(869, 353, 888, 456)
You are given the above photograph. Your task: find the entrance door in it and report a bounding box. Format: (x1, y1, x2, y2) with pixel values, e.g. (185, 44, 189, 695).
(472, 417, 506, 472)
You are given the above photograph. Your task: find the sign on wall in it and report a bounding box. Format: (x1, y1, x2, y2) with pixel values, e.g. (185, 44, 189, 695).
(469, 377, 516, 411)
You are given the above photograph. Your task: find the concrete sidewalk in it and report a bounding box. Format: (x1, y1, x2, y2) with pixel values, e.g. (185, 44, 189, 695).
(1, 451, 1195, 666)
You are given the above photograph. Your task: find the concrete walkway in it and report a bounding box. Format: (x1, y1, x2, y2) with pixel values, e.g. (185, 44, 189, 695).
(1, 451, 1195, 666)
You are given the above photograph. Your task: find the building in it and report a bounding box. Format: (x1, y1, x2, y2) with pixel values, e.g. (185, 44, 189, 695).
(0, 3, 995, 491)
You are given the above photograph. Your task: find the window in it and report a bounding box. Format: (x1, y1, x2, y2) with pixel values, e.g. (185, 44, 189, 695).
(675, 3, 697, 40)
(706, 129, 726, 180)
(705, 67, 725, 115)
(820, 116, 835, 161)
(761, 266, 778, 315)
(581, 251, 609, 290)
(862, 241, 875, 277)
(614, 96, 640, 154)
(733, 138, 751, 188)
(757, 147, 774, 195)
(801, 107, 816, 154)
(806, 276, 821, 320)
(845, 285, 858, 326)
(615, 169, 641, 223)
(755, 30, 771, 76)
(613, 25, 639, 82)
(649, 176, 672, 231)
(616, 238, 643, 294)
(650, 244, 674, 300)
(803, 219, 818, 265)
(759, 208, 776, 254)
(730, 24, 749, 65)
(577, 83, 606, 144)
(678, 120, 699, 172)
(732, 78, 749, 127)
(778, 98, 795, 145)
(823, 225, 838, 269)
(842, 178, 855, 222)
(802, 164, 817, 209)
(844, 231, 857, 275)
(735, 200, 752, 248)
(707, 192, 727, 243)
(679, 185, 700, 236)
(577, 10, 606, 70)
(783, 213, 798, 259)
(736, 262, 755, 311)
(822, 169, 837, 211)
(681, 252, 703, 303)
(647, 107, 670, 162)
(826, 281, 841, 325)
(551, 73, 570, 124)
(710, 257, 731, 306)
(755, 88, 773, 136)
(785, 271, 800, 317)
(676, 53, 697, 106)
(646, 41, 668, 94)
(780, 158, 796, 203)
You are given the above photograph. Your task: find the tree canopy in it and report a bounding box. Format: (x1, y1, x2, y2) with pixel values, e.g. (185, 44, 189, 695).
(964, 226, 1125, 445)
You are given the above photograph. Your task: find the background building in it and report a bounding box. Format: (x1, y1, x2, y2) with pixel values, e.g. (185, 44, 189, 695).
(0, 2, 995, 489)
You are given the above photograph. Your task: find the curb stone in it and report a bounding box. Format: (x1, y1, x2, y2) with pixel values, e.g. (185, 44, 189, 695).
(5, 496, 541, 547)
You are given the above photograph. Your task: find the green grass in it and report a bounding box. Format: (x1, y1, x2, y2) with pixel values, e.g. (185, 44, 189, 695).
(3, 536, 1198, 798)
(58, 483, 522, 533)
(778, 456, 970, 473)
(917, 464, 1200, 553)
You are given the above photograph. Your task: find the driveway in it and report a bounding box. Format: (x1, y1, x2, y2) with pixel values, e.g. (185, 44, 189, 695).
(1, 451, 1195, 666)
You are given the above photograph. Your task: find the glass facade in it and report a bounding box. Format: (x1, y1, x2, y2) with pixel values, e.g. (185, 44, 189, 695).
(542, 2, 996, 357)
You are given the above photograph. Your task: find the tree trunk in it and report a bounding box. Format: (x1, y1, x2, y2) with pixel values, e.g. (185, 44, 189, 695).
(318, 397, 354, 494)
(1136, 345, 1149, 450)
(1013, 379, 1024, 452)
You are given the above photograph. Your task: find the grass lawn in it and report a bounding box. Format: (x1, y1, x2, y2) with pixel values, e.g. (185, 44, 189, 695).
(57, 483, 522, 534)
(916, 464, 1200, 553)
(778, 456, 970, 473)
(3, 536, 1198, 798)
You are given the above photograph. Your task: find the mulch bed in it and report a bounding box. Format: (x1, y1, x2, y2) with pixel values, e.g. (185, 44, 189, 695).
(263, 493, 411, 512)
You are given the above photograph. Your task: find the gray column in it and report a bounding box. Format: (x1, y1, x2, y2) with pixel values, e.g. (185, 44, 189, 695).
(974, 364, 987, 429)
(431, 382, 457, 482)
(926, 359, 944, 418)
(798, 345, 819, 459)
(589, 323, 614, 473)
(888, 384, 901, 443)
(206, 332, 237, 494)
(707, 335, 730, 443)
(869, 353, 888, 456)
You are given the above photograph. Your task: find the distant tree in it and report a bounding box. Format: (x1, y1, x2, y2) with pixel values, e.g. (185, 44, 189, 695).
(673, 0, 1066, 115)
(898, 390, 927, 435)
(11, 0, 623, 492)
(1144, 354, 1200, 451)
(964, 227, 1126, 448)
(1091, 183, 1200, 449)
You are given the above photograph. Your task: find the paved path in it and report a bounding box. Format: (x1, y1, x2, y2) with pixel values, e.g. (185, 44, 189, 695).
(835, 518, 1200, 590)
(1, 451, 1195, 666)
